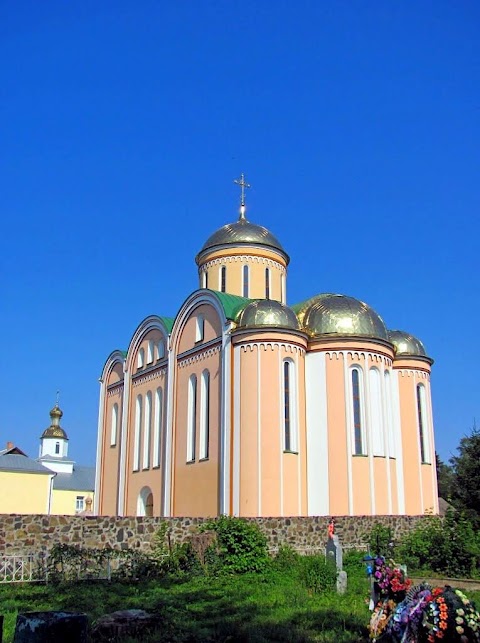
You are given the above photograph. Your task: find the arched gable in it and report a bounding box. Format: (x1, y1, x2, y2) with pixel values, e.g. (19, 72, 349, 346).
(170, 290, 227, 355)
(100, 350, 125, 385)
(125, 315, 172, 374)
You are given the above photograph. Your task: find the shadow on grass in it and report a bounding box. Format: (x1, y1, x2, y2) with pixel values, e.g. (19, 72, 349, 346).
(0, 575, 370, 643)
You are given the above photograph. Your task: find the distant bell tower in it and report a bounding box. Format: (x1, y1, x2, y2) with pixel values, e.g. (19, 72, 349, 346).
(39, 397, 72, 473)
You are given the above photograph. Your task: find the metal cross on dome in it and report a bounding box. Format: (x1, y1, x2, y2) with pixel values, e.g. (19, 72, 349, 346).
(233, 173, 251, 207)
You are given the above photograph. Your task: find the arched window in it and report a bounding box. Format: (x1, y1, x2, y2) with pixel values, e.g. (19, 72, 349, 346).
(187, 374, 197, 462)
(143, 391, 152, 469)
(110, 403, 118, 446)
(351, 368, 366, 455)
(283, 359, 298, 452)
(157, 341, 165, 361)
(137, 348, 145, 370)
(153, 387, 163, 468)
(200, 370, 210, 459)
(281, 273, 286, 304)
(147, 340, 154, 364)
(265, 267, 270, 299)
(369, 368, 385, 456)
(202, 271, 208, 289)
(243, 265, 249, 298)
(137, 486, 153, 517)
(416, 384, 430, 463)
(133, 394, 142, 471)
(220, 266, 226, 293)
(55, 442, 60, 455)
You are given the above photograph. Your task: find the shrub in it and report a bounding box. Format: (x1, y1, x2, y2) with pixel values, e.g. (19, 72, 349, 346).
(365, 522, 395, 557)
(272, 544, 302, 571)
(398, 511, 480, 577)
(301, 555, 337, 594)
(200, 515, 269, 573)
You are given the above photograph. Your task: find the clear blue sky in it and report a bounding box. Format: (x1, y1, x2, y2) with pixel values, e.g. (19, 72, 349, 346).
(1, 1, 478, 468)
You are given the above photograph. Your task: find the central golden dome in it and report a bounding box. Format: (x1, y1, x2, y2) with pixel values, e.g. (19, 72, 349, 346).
(302, 294, 388, 340)
(196, 217, 289, 264)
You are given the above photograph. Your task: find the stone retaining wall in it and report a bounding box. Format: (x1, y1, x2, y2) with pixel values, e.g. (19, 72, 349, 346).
(0, 514, 430, 556)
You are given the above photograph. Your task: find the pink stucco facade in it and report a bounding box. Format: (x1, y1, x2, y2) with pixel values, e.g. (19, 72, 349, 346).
(95, 206, 438, 518)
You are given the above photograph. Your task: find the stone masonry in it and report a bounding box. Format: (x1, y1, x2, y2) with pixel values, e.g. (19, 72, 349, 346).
(0, 514, 429, 556)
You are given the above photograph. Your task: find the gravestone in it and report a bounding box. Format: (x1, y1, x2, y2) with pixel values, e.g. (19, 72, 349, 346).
(14, 611, 88, 643)
(325, 534, 343, 571)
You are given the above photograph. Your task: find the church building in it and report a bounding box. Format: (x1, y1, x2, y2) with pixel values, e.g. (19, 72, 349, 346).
(95, 176, 438, 518)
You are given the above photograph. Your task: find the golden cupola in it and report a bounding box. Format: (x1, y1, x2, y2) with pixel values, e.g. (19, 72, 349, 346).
(195, 175, 289, 303)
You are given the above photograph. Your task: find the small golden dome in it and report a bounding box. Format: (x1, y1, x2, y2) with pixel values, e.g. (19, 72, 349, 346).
(41, 426, 68, 439)
(196, 217, 289, 264)
(388, 330, 427, 357)
(237, 300, 300, 330)
(303, 294, 388, 340)
(49, 404, 63, 419)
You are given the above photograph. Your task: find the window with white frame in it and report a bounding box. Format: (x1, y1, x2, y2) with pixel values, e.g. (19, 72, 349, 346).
(351, 367, 366, 455)
(147, 340, 154, 364)
(137, 348, 145, 370)
(243, 265, 249, 298)
(384, 371, 396, 457)
(153, 387, 163, 468)
(143, 391, 152, 469)
(195, 314, 204, 342)
(187, 374, 197, 462)
(202, 271, 208, 289)
(157, 341, 165, 361)
(133, 394, 142, 471)
(76, 496, 85, 512)
(55, 442, 60, 455)
(283, 359, 298, 452)
(416, 384, 430, 463)
(199, 370, 210, 459)
(110, 403, 118, 446)
(369, 368, 385, 456)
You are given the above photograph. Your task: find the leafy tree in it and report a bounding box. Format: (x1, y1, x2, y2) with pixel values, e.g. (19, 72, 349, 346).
(436, 452, 455, 501)
(450, 425, 480, 522)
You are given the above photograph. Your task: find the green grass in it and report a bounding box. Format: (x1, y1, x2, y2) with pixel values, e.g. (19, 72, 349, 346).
(1, 568, 478, 642)
(0, 570, 371, 642)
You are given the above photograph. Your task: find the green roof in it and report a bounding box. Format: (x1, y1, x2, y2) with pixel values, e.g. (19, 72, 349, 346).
(209, 290, 252, 322)
(160, 316, 175, 333)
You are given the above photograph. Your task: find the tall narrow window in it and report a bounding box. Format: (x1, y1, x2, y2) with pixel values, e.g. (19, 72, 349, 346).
(200, 370, 210, 459)
(143, 391, 152, 469)
(281, 273, 286, 304)
(147, 340, 154, 364)
(284, 361, 291, 451)
(220, 266, 226, 292)
(265, 268, 270, 299)
(157, 341, 165, 361)
(153, 387, 163, 467)
(202, 271, 208, 289)
(55, 442, 60, 455)
(110, 403, 118, 446)
(384, 371, 395, 457)
(369, 368, 385, 456)
(133, 394, 142, 471)
(195, 314, 204, 342)
(352, 368, 365, 455)
(283, 360, 298, 452)
(137, 348, 145, 370)
(243, 265, 249, 298)
(417, 384, 430, 463)
(187, 375, 197, 462)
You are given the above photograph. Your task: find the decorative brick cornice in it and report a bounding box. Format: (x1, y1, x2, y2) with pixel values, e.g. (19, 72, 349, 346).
(199, 255, 286, 273)
(178, 344, 221, 368)
(132, 368, 167, 387)
(240, 342, 305, 355)
(106, 385, 124, 397)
